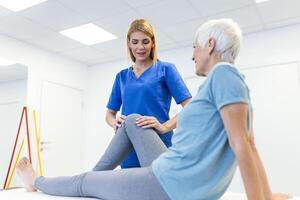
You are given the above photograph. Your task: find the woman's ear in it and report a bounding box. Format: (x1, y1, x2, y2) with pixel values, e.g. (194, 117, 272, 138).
(208, 38, 216, 55)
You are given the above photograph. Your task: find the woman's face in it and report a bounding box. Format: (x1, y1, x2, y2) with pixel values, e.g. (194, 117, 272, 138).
(128, 31, 154, 63)
(192, 41, 210, 76)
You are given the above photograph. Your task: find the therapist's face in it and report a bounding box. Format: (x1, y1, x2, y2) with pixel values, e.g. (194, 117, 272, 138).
(128, 31, 154, 63)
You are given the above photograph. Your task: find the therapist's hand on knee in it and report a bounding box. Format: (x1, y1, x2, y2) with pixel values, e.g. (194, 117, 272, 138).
(135, 116, 168, 134)
(114, 115, 126, 132)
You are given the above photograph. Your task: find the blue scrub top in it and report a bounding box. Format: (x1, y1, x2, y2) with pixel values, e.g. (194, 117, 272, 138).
(107, 60, 192, 168)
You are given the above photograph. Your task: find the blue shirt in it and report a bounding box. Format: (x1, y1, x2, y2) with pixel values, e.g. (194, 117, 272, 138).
(107, 60, 192, 168)
(152, 63, 251, 200)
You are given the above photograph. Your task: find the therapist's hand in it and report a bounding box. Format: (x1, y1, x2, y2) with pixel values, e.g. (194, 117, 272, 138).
(135, 116, 169, 134)
(113, 115, 126, 132)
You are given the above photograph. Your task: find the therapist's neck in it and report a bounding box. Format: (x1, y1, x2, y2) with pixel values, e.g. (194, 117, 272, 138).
(134, 58, 153, 69)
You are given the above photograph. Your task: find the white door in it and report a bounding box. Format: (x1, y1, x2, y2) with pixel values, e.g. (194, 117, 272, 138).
(39, 81, 84, 177)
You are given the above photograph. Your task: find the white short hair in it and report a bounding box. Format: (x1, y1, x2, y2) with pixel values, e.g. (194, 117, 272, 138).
(194, 18, 242, 63)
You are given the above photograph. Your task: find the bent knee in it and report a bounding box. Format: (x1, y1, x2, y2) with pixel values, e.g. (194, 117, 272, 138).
(124, 114, 141, 125)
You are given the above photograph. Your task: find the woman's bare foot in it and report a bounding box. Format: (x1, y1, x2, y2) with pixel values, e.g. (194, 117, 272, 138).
(17, 157, 37, 192)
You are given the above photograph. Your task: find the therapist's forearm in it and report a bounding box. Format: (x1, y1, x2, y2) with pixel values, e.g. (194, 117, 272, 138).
(161, 115, 178, 133)
(161, 97, 192, 134)
(105, 110, 117, 128)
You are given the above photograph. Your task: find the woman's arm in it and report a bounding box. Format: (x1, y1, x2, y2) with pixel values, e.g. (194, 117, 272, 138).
(249, 112, 272, 200)
(136, 97, 192, 133)
(220, 103, 265, 200)
(249, 113, 291, 200)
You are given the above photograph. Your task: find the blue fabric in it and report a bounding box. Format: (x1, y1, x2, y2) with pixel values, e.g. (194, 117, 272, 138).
(107, 60, 191, 168)
(152, 62, 252, 200)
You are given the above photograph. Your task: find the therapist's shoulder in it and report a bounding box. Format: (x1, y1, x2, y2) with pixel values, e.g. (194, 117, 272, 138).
(156, 60, 176, 68)
(155, 60, 179, 73)
(115, 66, 131, 78)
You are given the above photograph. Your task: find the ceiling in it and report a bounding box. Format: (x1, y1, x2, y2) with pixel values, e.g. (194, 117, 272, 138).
(0, 0, 299, 66)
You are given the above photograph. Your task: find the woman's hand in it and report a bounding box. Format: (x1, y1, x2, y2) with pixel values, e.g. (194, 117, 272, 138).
(113, 115, 126, 132)
(272, 193, 292, 200)
(135, 116, 169, 134)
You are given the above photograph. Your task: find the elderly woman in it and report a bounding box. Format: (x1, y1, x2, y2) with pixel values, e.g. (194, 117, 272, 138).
(17, 19, 289, 200)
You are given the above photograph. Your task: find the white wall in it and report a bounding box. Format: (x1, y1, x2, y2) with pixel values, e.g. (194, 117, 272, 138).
(82, 60, 127, 169)
(0, 34, 88, 177)
(84, 23, 300, 195)
(0, 80, 27, 187)
(0, 35, 88, 114)
(0, 79, 27, 103)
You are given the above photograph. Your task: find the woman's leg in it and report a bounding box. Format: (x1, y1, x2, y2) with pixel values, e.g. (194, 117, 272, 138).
(18, 157, 169, 200)
(17, 114, 170, 199)
(35, 167, 170, 200)
(93, 114, 168, 170)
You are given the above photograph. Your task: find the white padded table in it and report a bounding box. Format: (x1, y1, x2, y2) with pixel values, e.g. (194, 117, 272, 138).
(221, 192, 299, 200)
(0, 188, 97, 200)
(1, 188, 299, 199)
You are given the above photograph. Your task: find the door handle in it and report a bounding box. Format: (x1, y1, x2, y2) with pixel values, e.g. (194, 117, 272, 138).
(40, 141, 52, 145)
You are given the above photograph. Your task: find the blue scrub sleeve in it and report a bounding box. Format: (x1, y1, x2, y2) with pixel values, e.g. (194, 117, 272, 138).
(165, 64, 192, 104)
(106, 74, 122, 111)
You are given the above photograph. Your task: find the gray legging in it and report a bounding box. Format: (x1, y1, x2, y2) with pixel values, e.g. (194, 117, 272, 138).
(34, 114, 171, 200)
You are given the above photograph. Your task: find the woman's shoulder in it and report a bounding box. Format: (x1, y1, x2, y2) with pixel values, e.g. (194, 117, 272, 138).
(211, 62, 241, 78)
(209, 63, 245, 85)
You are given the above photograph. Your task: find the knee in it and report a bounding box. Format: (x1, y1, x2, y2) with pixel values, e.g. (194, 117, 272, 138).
(78, 172, 92, 196)
(124, 114, 141, 125)
(126, 113, 141, 121)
